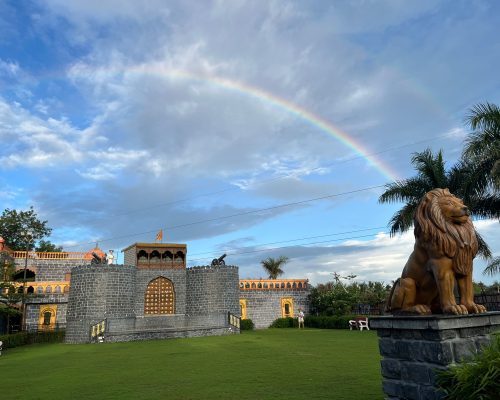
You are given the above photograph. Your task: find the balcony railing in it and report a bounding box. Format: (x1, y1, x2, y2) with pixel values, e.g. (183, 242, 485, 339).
(11, 251, 89, 260)
(239, 278, 309, 290)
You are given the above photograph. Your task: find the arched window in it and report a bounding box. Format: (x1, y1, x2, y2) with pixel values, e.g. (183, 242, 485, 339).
(174, 251, 185, 263)
(137, 250, 148, 262)
(27, 286, 34, 294)
(37, 286, 44, 294)
(257, 283, 262, 288)
(46, 286, 52, 294)
(144, 277, 175, 315)
(287, 282, 291, 289)
(150, 250, 161, 263)
(163, 251, 173, 262)
(55, 286, 61, 293)
(281, 298, 294, 318)
(43, 311, 52, 325)
(298, 282, 303, 289)
(38, 306, 57, 329)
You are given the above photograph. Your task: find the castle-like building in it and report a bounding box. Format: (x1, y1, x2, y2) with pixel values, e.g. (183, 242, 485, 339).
(1, 239, 310, 341)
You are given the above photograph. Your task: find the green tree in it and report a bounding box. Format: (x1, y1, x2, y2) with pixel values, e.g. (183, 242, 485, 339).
(464, 102, 500, 275)
(0, 250, 22, 333)
(261, 256, 288, 279)
(464, 101, 500, 187)
(378, 148, 495, 258)
(0, 207, 52, 251)
(36, 240, 63, 253)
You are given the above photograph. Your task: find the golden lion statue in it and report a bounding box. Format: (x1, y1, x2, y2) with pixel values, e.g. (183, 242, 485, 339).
(386, 188, 487, 315)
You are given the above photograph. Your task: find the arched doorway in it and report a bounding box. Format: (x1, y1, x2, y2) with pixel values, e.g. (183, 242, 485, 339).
(144, 277, 175, 315)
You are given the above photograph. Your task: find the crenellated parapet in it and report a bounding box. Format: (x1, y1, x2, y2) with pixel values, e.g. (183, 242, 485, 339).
(239, 278, 309, 290)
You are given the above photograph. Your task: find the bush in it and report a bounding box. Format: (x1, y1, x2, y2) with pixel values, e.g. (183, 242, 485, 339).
(0, 330, 65, 349)
(304, 315, 357, 329)
(436, 334, 500, 399)
(270, 317, 297, 328)
(240, 319, 254, 331)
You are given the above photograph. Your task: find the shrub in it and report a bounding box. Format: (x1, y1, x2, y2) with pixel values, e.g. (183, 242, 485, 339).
(240, 319, 254, 331)
(304, 315, 357, 329)
(270, 317, 297, 328)
(0, 330, 65, 349)
(437, 334, 500, 399)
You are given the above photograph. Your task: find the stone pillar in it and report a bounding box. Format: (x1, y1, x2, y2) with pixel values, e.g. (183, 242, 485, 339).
(370, 312, 500, 400)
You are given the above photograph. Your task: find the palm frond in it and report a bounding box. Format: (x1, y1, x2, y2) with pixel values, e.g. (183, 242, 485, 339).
(388, 201, 419, 236)
(465, 102, 500, 131)
(483, 256, 500, 276)
(475, 230, 492, 260)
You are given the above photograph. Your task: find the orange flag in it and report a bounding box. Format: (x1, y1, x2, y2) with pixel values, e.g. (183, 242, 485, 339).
(156, 229, 163, 242)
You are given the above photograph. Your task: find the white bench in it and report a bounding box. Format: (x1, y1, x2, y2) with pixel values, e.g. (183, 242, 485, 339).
(349, 318, 370, 331)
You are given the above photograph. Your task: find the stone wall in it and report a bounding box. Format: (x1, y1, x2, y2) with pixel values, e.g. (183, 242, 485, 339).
(241, 288, 310, 329)
(186, 265, 240, 316)
(370, 312, 500, 400)
(65, 264, 136, 343)
(25, 294, 68, 330)
(14, 258, 84, 281)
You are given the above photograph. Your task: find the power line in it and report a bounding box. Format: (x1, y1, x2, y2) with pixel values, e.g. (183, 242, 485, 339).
(186, 226, 387, 258)
(187, 232, 390, 264)
(63, 183, 387, 249)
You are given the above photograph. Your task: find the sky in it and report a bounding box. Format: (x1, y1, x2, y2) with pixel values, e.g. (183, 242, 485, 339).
(0, 0, 498, 285)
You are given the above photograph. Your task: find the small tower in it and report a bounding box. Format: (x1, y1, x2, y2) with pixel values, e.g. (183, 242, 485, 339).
(122, 243, 187, 269)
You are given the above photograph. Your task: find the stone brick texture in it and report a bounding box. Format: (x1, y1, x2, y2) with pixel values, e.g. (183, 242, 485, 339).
(371, 313, 500, 400)
(65, 263, 240, 344)
(241, 287, 310, 329)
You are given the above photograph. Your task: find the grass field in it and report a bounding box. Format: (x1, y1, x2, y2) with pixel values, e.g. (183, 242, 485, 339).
(0, 329, 383, 400)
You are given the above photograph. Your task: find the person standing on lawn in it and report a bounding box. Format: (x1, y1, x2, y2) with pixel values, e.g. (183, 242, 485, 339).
(298, 309, 305, 329)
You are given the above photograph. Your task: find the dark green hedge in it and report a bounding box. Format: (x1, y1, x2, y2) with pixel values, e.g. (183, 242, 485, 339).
(304, 315, 357, 329)
(270, 315, 358, 329)
(240, 319, 254, 331)
(270, 317, 298, 328)
(0, 330, 65, 349)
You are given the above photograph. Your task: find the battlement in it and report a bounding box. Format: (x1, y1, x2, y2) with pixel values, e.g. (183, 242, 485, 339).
(188, 265, 239, 272)
(240, 278, 309, 290)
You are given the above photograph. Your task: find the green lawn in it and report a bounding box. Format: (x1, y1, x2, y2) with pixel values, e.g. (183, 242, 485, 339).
(0, 329, 383, 400)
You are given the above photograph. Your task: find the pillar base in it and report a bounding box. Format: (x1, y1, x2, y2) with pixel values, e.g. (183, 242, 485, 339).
(370, 312, 500, 400)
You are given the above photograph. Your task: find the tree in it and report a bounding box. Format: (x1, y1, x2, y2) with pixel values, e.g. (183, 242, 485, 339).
(463, 102, 500, 188)
(36, 240, 63, 253)
(0, 207, 52, 251)
(261, 256, 289, 279)
(378, 148, 495, 258)
(0, 250, 22, 334)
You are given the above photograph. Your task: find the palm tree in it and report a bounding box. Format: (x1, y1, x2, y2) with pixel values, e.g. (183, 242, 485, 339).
(464, 102, 500, 188)
(464, 102, 500, 274)
(379, 148, 492, 258)
(261, 256, 289, 279)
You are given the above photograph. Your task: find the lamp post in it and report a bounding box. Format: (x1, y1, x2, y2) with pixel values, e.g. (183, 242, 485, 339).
(21, 230, 33, 332)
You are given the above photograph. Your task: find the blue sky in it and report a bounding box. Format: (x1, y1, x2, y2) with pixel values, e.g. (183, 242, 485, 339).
(0, 0, 498, 284)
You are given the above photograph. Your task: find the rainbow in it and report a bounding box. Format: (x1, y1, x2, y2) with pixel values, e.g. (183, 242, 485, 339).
(72, 63, 400, 182)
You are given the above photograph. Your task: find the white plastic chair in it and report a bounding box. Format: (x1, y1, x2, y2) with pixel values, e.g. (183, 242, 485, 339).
(348, 320, 357, 330)
(357, 318, 370, 331)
